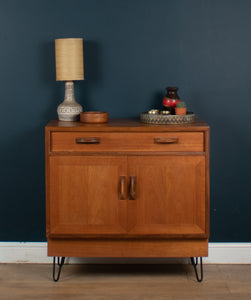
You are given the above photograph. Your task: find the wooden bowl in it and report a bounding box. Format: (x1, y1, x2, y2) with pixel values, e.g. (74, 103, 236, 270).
(80, 111, 109, 123)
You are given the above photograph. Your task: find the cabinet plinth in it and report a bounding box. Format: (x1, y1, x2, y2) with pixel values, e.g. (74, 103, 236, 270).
(46, 119, 210, 258)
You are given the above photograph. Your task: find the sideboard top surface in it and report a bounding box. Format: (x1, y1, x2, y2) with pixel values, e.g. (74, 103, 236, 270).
(46, 118, 209, 132)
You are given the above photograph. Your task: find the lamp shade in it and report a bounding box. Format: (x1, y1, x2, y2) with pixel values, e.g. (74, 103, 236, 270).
(55, 38, 84, 81)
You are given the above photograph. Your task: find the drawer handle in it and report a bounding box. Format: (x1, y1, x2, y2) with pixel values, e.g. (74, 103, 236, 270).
(129, 176, 137, 200)
(119, 176, 127, 200)
(75, 137, 100, 144)
(154, 137, 179, 144)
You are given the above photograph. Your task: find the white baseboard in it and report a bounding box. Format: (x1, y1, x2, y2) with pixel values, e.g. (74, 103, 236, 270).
(0, 242, 251, 264)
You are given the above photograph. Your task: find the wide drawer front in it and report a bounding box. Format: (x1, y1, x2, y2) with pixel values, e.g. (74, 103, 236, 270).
(50, 132, 204, 152)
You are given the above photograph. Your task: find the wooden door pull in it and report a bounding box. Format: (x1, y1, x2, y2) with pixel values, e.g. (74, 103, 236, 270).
(154, 137, 179, 144)
(119, 176, 127, 200)
(129, 176, 137, 200)
(75, 137, 100, 144)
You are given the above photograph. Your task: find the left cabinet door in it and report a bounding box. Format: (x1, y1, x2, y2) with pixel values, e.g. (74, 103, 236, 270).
(48, 156, 127, 236)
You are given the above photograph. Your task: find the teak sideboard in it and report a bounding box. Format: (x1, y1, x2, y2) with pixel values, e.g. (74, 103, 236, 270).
(45, 118, 210, 281)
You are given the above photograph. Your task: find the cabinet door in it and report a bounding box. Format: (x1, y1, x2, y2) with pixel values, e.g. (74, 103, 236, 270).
(48, 156, 127, 236)
(127, 156, 206, 237)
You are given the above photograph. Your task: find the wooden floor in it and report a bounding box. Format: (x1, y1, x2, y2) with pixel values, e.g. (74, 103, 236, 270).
(0, 263, 251, 299)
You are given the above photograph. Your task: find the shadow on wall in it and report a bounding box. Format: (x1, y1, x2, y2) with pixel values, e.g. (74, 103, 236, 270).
(151, 91, 164, 111)
(209, 116, 251, 242)
(189, 89, 251, 242)
(0, 41, 61, 241)
(40, 41, 62, 120)
(0, 126, 46, 241)
(81, 40, 103, 111)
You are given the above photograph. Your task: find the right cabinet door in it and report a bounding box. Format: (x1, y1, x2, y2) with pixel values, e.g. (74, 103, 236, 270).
(127, 155, 206, 236)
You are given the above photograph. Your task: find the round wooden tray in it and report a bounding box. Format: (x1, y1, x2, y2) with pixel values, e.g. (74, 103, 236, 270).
(80, 111, 109, 123)
(140, 112, 195, 125)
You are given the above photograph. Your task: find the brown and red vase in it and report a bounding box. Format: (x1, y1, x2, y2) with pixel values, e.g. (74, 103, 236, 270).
(163, 87, 181, 114)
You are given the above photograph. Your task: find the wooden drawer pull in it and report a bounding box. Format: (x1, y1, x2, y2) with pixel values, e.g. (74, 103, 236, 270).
(129, 176, 137, 200)
(154, 137, 179, 144)
(119, 176, 127, 200)
(75, 137, 100, 144)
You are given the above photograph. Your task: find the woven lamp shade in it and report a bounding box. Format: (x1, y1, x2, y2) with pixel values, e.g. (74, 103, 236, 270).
(55, 38, 84, 81)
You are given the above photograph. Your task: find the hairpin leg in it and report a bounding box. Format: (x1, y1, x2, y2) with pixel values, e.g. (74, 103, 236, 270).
(190, 257, 203, 282)
(53, 256, 65, 282)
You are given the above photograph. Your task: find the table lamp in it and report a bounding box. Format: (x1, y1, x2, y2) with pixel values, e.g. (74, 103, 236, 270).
(55, 38, 84, 121)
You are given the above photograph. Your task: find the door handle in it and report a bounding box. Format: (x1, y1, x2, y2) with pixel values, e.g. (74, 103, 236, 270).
(75, 137, 100, 144)
(154, 137, 179, 144)
(129, 176, 137, 200)
(119, 176, 127, 200)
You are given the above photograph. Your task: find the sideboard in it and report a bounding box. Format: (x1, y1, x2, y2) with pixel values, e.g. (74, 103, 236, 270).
(45, 118, 210, 281)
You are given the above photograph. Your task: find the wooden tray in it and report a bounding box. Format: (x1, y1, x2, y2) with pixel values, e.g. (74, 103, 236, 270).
(140, 112, 195, 125)
(80, 111, 109, 123)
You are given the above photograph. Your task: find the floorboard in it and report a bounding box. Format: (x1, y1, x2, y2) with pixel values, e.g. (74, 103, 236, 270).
(0, 264, 251, 299)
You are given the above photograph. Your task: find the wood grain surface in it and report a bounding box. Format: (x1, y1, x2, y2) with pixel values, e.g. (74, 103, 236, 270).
(50, 131, 204, 152)
(47, 238, 208, 257)
(1, 264, 250, 299)
(46, 118, 209, 131)
(45, 118, 210, 261)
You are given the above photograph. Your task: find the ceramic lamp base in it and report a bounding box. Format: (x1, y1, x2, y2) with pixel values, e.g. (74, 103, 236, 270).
(57, 101, 83, 121)
(57, 81, 83, 121)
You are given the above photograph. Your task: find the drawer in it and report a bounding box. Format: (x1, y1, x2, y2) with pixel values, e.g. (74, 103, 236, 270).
(50, 132, 204, 152)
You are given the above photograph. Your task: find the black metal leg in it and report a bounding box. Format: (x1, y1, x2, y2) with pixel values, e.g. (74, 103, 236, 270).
(53, 256, 65, 282)
(190, 257, 203, 282)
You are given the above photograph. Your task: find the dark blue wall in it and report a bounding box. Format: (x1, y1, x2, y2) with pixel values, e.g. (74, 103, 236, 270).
(0, 0, 251, 242)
